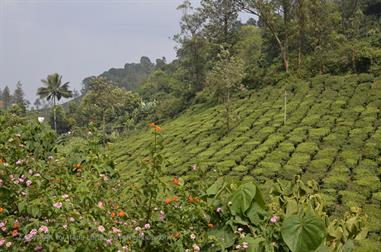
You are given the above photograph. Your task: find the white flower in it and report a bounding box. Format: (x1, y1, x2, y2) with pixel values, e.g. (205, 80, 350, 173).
(5, 242, 12, 247)
(98, 226, 105, 233)
(190, 233, 196, 240)
(26, 180, 32, 187)
(192, 244, 200, 252)
(242, 242, 249, 249)
(236, 244, 241, 249)
(37, 117, 45, 123)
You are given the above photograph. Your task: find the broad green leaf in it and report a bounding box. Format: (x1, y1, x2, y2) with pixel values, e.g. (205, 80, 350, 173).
(229, 183, 257, 216)
(281, 209, 325, 252)
(242, 237, 266, 252)
(286, 199, 298, 216)
(247, 202, 266, 225)
(206, 177, 225, 196)
(208, 227, 235, 249)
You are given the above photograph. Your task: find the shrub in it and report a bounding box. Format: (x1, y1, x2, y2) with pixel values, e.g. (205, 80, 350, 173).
(323, 174, 349, 191)
(295, 142, 319, 154)
(309, 128, 330, 140)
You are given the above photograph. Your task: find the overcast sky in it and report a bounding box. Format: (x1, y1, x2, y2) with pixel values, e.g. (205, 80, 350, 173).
(0, 0, 249, 103)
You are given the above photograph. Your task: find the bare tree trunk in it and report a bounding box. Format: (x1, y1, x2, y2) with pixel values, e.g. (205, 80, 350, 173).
(226, 89, 230, 131)
(102, 111, 106, 145)
(53, 96, 57, 133)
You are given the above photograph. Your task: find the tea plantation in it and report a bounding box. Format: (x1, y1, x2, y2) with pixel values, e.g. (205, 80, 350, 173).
(108, 74, 381, 249)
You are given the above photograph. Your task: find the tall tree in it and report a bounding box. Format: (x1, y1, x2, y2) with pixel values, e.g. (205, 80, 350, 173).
(201, 0, 240, 46)
(205, 48, 245, 131)
(37, 73, 73, 132)
(13, 81, 27, 110)
(175, 1, 209, 92)
(34, 98, 41, 110)
(1, 86, 12, 108)
(238, 0, 293, 72)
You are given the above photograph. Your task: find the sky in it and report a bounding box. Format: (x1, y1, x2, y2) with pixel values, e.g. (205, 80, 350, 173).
(0, 0, 249, 103)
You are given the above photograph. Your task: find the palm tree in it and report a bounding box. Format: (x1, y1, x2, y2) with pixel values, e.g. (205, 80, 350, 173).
(37, 73, 73, 132)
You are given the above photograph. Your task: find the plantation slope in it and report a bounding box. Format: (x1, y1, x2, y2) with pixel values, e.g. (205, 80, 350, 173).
(108, 74, 381, 249)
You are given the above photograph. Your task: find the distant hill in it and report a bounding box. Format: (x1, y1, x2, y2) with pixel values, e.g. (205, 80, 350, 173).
(83, 56, 155, 92)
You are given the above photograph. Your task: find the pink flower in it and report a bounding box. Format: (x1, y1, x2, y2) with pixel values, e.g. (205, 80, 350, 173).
(26, 180, 32, 187)
(98, 201, 104, 208)
(216, 207, 222, 213)
(112, 227, 121, 234)
(159, 210, 165, 221)
(30, 229, 38, 236)
(144, 223, 150, 230)
(242, 242, 249, 249)
(0, 222, 6, 228)
(98, 225, 105, 233)
(16, 160, 22, 165)
(53, 202, 62, 209)
(270, 215, 279, 223)
(24, 234, 33, 242)
(105, 238, 112, 245)
(0, 239, 5, 246)
(192, 244, 200, 251)
(38, 226, 49, 234)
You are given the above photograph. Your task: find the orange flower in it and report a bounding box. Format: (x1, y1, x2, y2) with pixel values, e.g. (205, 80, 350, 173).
(111, 212, 116, 218)
(0, 159, 4, 164)
(12, 222, 20, 230)
(194, 197, 201, 203)
(173, 196, 178, 202)
(148, 122, 156, 128)
(208, 223, 214, 229)
(172, 231, 181, 239)
(75, 163, 81, 169)
(172, 177, 180, 186)
(154, 126, 161, 132)
(165, 198, 172, 204)
(118, 211, 126, 217)
(12, 229, 19, 237)
(0, 207, 4, 213)
(188, 195, 194, 203)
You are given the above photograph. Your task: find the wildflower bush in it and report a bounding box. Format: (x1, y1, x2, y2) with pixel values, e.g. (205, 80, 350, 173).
(0, 112, 369, 251)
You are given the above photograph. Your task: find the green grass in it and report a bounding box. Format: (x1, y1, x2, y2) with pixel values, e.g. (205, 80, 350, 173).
(107, 74, 381, 250)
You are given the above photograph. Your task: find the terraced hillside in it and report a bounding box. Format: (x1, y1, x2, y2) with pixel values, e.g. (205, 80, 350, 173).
(108, 74, 381, 248)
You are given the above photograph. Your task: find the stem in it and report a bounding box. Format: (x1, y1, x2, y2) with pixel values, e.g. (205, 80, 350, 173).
(145, 132, 157, 224)
(53, 96, 57, 133)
